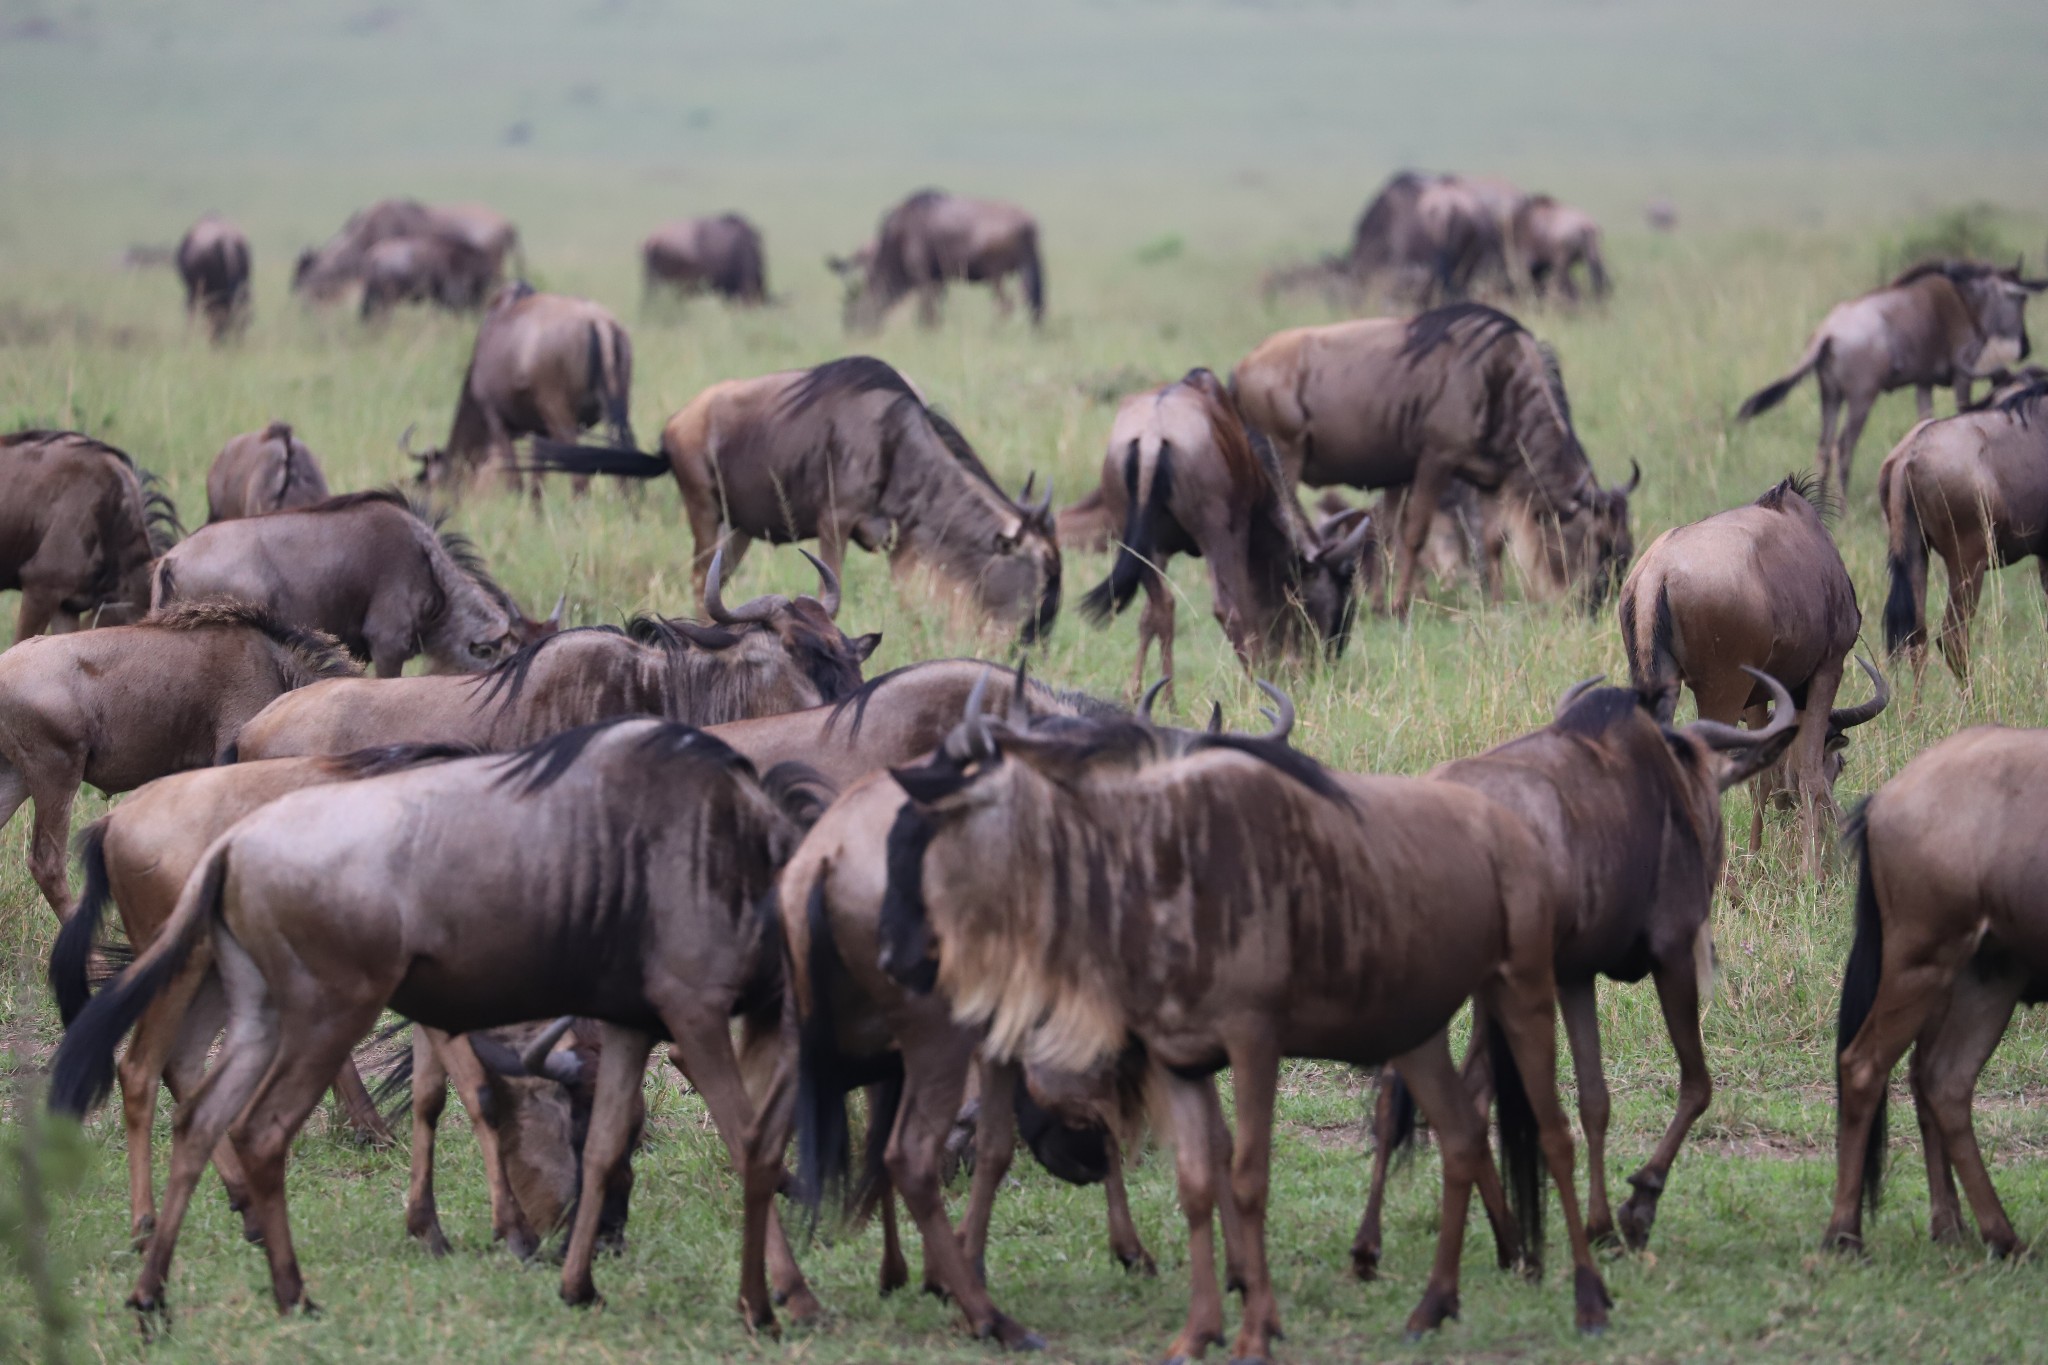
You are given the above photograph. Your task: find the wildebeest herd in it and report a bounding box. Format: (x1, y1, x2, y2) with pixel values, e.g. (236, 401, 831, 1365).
(8, 172, 2048, 1362)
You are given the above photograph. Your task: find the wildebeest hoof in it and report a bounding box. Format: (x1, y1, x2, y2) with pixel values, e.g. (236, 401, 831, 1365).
(1118, 1247, 1158, 1277)
(1820, 1229, 1865, 1257)
(127, 1292, 170, 1336)
(129, 1216, 156, 1252)
(505, 1228, 542, 1262)
(291, 1297, 322, 1319)
(922, 1277, 952, 1303)
(980, 1312, 1043, 1351)
(1573, 1264, 1613, 1333)
(561, 1285, 602, 1309)
(1350, 1244, 1380, 1281)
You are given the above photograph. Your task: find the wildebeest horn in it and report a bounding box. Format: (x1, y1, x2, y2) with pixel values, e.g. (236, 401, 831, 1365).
(1137, 676, 1170, 722)
(704, 545, 786, 625)
(398, 423, 417, 456)
(1553, 675, 1606, 719)
(1020, 471, 1035, 502)
(545, 592, 566, 627)
(1684, 666, 1795, 752)
(1206, 701, 1223, 734)
(1007, 658, 1033, 729)
(1330, 510, 1374, 561)
(1618, 460, 1642, 495)
(799, 548, 841, 618)
(1253, 680, 1294, 743)
(519, 1015, 577, 1079)
(1021, 475, 1053, 524)
(1830, 655, 1891, 730)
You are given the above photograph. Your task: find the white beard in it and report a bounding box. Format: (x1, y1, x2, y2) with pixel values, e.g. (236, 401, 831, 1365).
(1972, 334, 2024, 375)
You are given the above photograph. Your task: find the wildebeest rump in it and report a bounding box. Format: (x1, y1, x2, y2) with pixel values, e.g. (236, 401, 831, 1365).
(642, 213, 768, 304)
(1513, 195, 1609, 302)
(832, 190, 1043, 331)
(1736, 259, 2046, 498)
(0, 599, 357, 917)
(1, 429, 180, 638)
(1232, 304, 1634, 617)
(206, 422, 330, 522)
(48, 719, 827, 1323)
(357, 234, 497, 319)
(176, 214, 250, 341)
(151, 489, 526, 677)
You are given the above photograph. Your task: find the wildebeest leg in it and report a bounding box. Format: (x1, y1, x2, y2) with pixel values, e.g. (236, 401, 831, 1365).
(560, 1025, 653, 1308)
(989, 276, 1013, 319)
(1815, 382, 1842, 494)
(1198, 1076, 1249, 1294)
(1391, 469, 1452, 619)
(126, 965, 253, 1247)
(1223, 1034, 1285, 1364)
(1915, 385, 1934, 420)
(1351, 1067, 1399, 1280)
(405, 1028, 455, 1256)
(1616, 953, 1712, 1250)
(428, 1028, 540, 1257)
(25, 762, 82, 919)
(330, 1058, 394, 1146)
(1953, 376, 1973, 411)
(878, 1185, 910, 1294)
(12, 584, 62, 639)
(957, 1056, 1019, 1286)
(1790, 658, 1846, 875)
(1557, 982, 1614, 1246)
(1101, 1131, 1155, 1275)
(1915, 966, 2025, 1256)
(1935, 532, 1988, 681)
(1906, 999, 1964, 1245)
(916, 282, 943, 328)
(737, 1008, 803, 1329)
(538, 399, 593, 498)
(1136, 566, 1175, 701)
(1833, 390, 1877, 500)
(1391, 1034, 1498, 1336)
(1158, 1070, 1227, 1364)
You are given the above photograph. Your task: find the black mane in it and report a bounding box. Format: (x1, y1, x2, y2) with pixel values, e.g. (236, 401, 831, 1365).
(1756, 470, 1838, 522)
(465, 624, 627, 716)
(1400, 302, 1526, 365)
(491, 716, 754, 797)
(1552, 685, 1648, 739)
(781, 356, 919, 419)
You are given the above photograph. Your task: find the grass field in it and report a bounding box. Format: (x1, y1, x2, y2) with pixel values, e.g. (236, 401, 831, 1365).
(7, 2, 2048, 1360)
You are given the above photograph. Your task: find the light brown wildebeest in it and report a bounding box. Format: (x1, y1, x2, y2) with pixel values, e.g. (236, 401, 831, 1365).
(1826, 726, 2048, 1258)
(358, 234, 497, 319)
(291, 198, 516, 303)
(1736, 259, 2046, 498)
(1879, 381, 2048, 679)
(151, 488, 531, 677)
(49, 720, 826, 1325)
(528, 356, 1062, 640)
(1232, 303, 1635, 618)
(1075, 368, 1372, 692)
(176, 214, 250, 341)
(1513, 195, 1609, 302)
(428, 201, 522, 280)
(1618, 475, 1890, 871)
(831, 190, 1043, 331)
(407, 283, 634, 497)
(0, 600, 357, 917)
(642, 213, 767, 304)
(1, 429, 180, 638)
(205, 422, 330, 522)
(864, 691, 1617, 1358)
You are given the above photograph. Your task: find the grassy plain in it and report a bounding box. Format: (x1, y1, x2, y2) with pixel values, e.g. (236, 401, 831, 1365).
(6, 1, 2048, 1360)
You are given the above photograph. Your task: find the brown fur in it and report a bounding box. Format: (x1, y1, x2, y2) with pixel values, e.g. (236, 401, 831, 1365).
(175, 214, 250, 341)
(206, 422, 330, 521)
(292, 198, 516, 305)
(0, 429, 178, 637)
(835, 190, 1043, 331)
(642, 213, 768, 304)
(357, 234, 497, 319)
(1512, 195, 1609, 302)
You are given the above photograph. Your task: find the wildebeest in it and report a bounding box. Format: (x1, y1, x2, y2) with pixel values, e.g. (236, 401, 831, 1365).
(1355, 671, 1801, 1274)
(232, 549, 873, 759)
(292, 198, 517, 304)
(205, 422, 330, 522)
(151, 489, 532, 677)
(1513, 195, 1609, 302)
(1826, 726, 2048, 1257)
(175, 214, 250, 341)
(1, 429, 180, 637)
(642, 213, 768, 304)
(358, 234, 497, 319)
(1076, 368, 1372, 692)
(528, 356, 1061, 640)
(1619, 476, 1890, 870)
(1232, 304, 1635, 617)
(1338, 171, 1516, 304)
(0, 600, 357, 917)
(428, 201, 522, 280)
(49, 719, 827, 1323)
(872, 689, 1615, 1356)
(830, 190, 1043, 331)
(1879, 381, 2048, 678)
(408, 284, 634, 496)
(1736, 259, 2046, 498)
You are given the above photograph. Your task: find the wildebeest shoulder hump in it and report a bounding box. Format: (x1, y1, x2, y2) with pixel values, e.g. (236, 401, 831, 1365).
(1551, 685, 1644, 740)
(780, 356, 918, 419)
(489, 716, 753, 797)
(143, 599, 358, 678)
(321, 741, 486, 780)
(1399, 301, 1526, 366)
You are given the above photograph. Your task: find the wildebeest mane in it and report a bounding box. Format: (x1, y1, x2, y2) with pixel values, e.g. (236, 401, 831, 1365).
(1187, 732, 1352, 807)
(1348, 170, 1430, 266)
(760, 760, 836, 831)
(1888, 258, 2005, 288)
(464, 625, 628, 716)
(291, 486, 518, 618)
(492, 716, 755, 797)
(780, 356, 918, 419)
(321, 741, 485, 779)
(1994, 378, 2048, 427)
(824, 659, 1121, 739)
(1399, 302, 1526, 366)
(5, 428, 183, 551)
(143, 598, 359, 681)
(1755, 470, 1838, 522)
(1551, 685, 1644, 740)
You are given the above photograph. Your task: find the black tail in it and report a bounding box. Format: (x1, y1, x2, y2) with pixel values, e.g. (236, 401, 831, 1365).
(1019, 227, 1045, 325)
(1883, 486, 1926, 656)
(1377, 1067, 1420, 1166)
(1487, 1011, 1545, 1272)
(525, 438, 668, 481)
(1015, 1076, 1114, 1186)
(1620, 583, 1681, 721)
(594, 323, 636, 450)
(1837, 802, 1887, 1217)
(48, 819, 113, 1026)
(792, 878, 899, 1225)
(1079, 439, 1172, 625)
(367, 1018, 419, 1128)
(1737, 337, 1828, 421)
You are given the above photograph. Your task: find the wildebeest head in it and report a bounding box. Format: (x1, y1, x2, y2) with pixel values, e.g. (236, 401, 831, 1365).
(1906, 259, 2048, 375)
(978, 471, 1062, 644)
(416, 519, 522, 672)
(465, 1017, 597, 1239)
(1561, 460, 1639, 612)
(1753, 655, 1891, 812)
(1297, 507, 1375, 657)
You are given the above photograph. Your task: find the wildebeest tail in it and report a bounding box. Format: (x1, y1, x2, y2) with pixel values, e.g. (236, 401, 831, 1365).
(1836, 800, 1887, 1216)
(49, 840, 230, 1117)
(586, 321, 637, 451)
(1737, 336, 1829, 420)
(1014, 1075, 1114, 1186)
(1882, 467, 1926, 656)
(1019, 225, 1045, 325)
(1376, 1067, 1420, 1166)
(525, 439, 668, 481)
(49, 819, 114, 1026)
(1620, 582, 1681, 720)
(793, 877, 901, 1227)
(1486, 1008, 1546, 1271)
(1079, 439, 1172, 624)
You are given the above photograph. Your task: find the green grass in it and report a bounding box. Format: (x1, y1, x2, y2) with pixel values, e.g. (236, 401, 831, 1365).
(7, 1, 2048, 1360)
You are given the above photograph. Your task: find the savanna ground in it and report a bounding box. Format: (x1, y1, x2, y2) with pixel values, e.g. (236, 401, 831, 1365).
(5, 2, 2048, 1360)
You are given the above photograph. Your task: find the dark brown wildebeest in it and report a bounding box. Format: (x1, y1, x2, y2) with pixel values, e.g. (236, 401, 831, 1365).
(358, 234, 498, 319)
(642, 213, 768, 304)
(291, 197, 440, 301)
(1736, 259, 2046, 498)
(1076, 368, 1373, 693)
(206, 422, 330, 522)
(867, 691, 1615, 1357)
(1232, 304, 1635, 618)
(831, 190, 1043, 331)
(1880, 381, 2048, 679)
(407, 283, 634, 497)
(1341, 171, 1515, 304)
(232, 549, 872, 759)
(1826, 726, 2048, 1258)
(528, 356, 1062, 640)
(1619, 475, 1890, 871)
(151, 489, 530, 677)
(1355, 671, 1801, 1275)
(1513, 195, 1609, 302)
(0, 600, 357, 918)
(49, 720, 825, 1324)
(175, 214, 250, 341)
(1, 429, 180, 638)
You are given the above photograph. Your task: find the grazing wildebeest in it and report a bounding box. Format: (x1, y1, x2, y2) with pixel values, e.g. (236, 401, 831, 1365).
(1344, 171, 1515, 304)
(407, 284, 634, 496)
(1826, 726, 2048, 1258)
(291, 197, 440, 301)
(831, 190, 1043, 331)
(1076, 368, 1372, 692)
(871, 689, 1616, 1357)
(358, 234, 497, 319)
(1232, 304, 1635, 618)
(175, 214, 250, 341)
(1736, 259, 2046, 498)
(151, 489, 528, 677)
(205, 422, 330, 522)
(1879, 381, 2048, 678)
(428, 201, 522, 280)
(528, 356, 1062, 640)
(1619, 476, 1890, 869)
(642, 213, 768, 304)
(1354, 671, 1801, 1275)
(1513, 195, 1609, 302)
(0, 600, 357, 917)
(49, 719, 827, 1324)
(232, 549, 873, 759)
(1, 429, 180, 637)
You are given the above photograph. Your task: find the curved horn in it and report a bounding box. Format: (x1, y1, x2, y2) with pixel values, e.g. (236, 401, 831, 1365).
(1007, 658, 1032, 729)
(799, 548, 841, 618)
(1021, 474, 1053, 524)
(398, 423, 418, 456)
(704, 545, 784, 626)
(518, 1016, 577, 1078)
(1553, 674, 1607, 720)
(1331, 511, 1374, 561)
(540, 1049, 585, 1087)
(962, 667, 997, 760)
(545, 592, 566, 627)
(1019, 471, 1036, 502)
(1253, 679, 1294, 743)
(1618, 459, 1641, 495)
(1206, 701, 1224, 734)
(1137, 676, 1170, 722)
(1829, 655, 1891, 730)
(1684, 666, 1796, 751)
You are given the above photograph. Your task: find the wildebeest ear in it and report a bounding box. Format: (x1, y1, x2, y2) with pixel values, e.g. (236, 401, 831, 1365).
(891, 760, 975, 807)
(849, 632, 883, 662)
